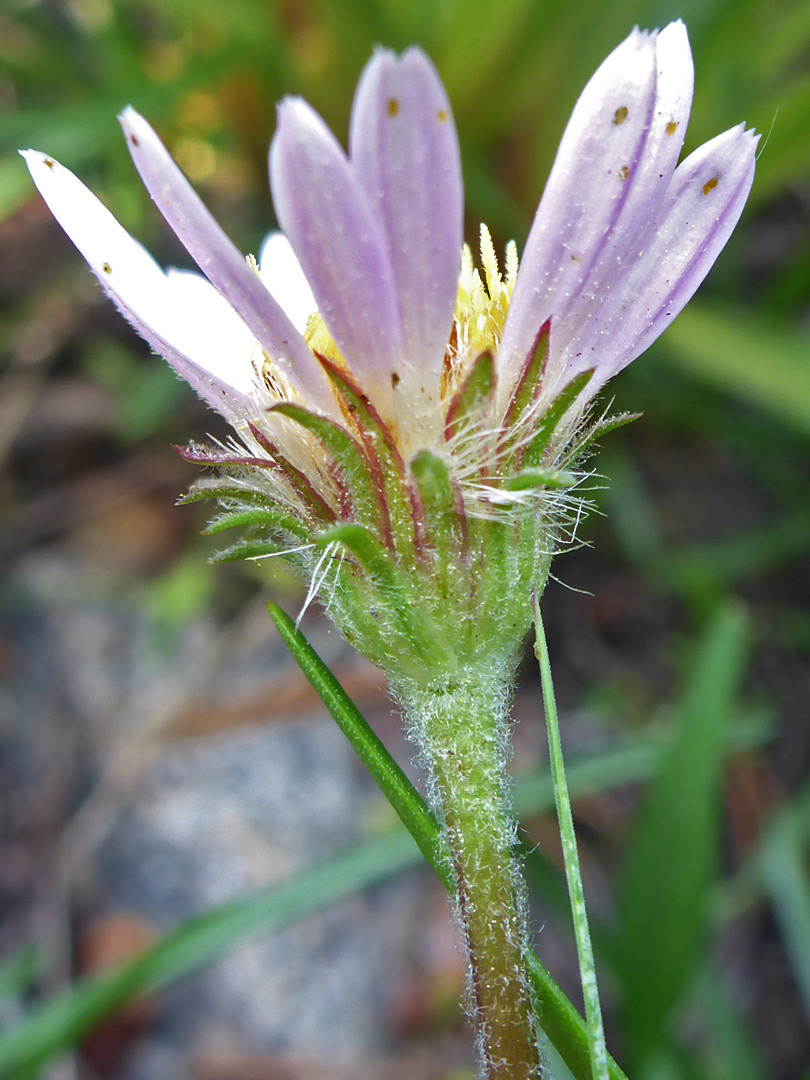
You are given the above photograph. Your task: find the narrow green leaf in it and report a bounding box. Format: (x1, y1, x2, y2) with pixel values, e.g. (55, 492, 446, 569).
(203, 508, 308, 539)
(760, 800, 810, 1015)
(177, 483, 275, 507)
(614, 603, 749, 1068)
(266, 602, 444, 878)
(661, 303, 810, 437)
(0, 945, 43, 1004)
(525, 952, 618, 1080)
(0, 831, 422, 1077)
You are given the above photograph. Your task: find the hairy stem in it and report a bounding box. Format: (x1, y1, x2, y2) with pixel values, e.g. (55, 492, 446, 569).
(400, 669, 542, 1079)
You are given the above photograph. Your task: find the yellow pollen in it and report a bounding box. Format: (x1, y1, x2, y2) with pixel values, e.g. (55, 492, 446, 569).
(437, 109, 448, 122)
(101, 261, 112, 274)
(666, 120, 678, 135)
(613, 106, 628, 125)
(304, 312, 346, 368)
(447, 223, 518, 400)
(387, 98, 399, 117)
(703, 177, 719, 195)
(618, 165, 629, 181)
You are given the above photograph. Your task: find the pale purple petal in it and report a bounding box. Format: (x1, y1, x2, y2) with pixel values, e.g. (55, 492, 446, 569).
(21, 149, 253, 420)
(579, 124, 759, 384)
(163, 268, 260, 392)
(350, 47, 463, 378)
(269, 98, 405, 402)
(258, 232, 316, 335)
(498, 21, 694, 405)
(119, 107, 337, 416)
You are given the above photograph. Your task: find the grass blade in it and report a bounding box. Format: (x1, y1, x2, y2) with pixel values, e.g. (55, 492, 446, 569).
(661, 303, 810, 437)
(760, 795, 810, 1017)
(0, 831, 421, 1076)
(614, 603, 749, 1068)
(533, 592, 609, 1080)
(0, 946, 43, 1006)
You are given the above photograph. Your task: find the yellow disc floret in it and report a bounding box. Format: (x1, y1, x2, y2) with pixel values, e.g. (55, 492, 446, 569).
(445, 223, 518, 400)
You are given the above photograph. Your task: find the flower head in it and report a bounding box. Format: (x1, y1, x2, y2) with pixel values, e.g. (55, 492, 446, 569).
(23, 23, 756, 680)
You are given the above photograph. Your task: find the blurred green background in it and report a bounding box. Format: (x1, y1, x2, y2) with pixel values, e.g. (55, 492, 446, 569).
(1, 1, 810, 1078)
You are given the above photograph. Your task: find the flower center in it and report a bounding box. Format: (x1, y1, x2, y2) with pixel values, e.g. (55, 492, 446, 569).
(270, 223, 518, 414)
(446, 223, 518, 400)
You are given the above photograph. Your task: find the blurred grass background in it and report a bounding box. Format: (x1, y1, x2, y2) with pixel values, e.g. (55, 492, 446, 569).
(1, 0, 810, 1078)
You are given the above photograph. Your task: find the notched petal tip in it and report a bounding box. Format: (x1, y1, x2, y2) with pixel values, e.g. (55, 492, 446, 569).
(623, 26, 656, 48)
(355, 45, 435, 94)
(686, 121, 759, 173)
(658, 19, 689, 43)
(657, 20, 692, 67)
(359, 45, 397, 76)
(399, 45, 444, 79)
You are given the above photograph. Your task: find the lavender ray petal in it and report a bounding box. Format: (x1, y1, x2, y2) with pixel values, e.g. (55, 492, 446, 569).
(163, 268, 262, 386)
(350, 47, 463, 390)
(103, 279, 256, 421)
(573, 124, 758, 387)
(497, 21, 694, 408)
(119, 108, 338, 417)
(258, 232, 316, 335)
(21, 149, 254, 421)
(269, 97, 405, 409)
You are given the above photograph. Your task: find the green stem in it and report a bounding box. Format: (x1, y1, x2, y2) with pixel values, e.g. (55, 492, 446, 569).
(400, 671, 542, 1080)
